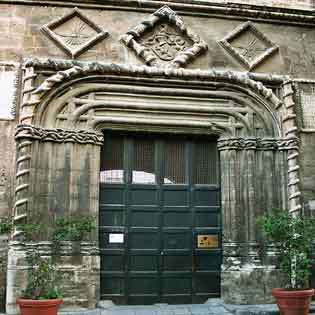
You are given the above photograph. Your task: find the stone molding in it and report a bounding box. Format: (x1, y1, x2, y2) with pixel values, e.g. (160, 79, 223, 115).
(24, 58, 289, 84)
(15, 124, 104, 145)
(13, 138, 32, 238)
(2, 0, 315, 26)
(20, 59, 282, 125)
(31, 64, 282, 108)
(8, 241, 99, 256)
(20, 67, 38, 125)
(120, 5, 208, 68)
(282, 81, 302, 215)
(217, 137, 299, 151)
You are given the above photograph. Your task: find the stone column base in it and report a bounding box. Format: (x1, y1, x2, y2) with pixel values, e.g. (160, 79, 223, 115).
(221, 266, 285, 304)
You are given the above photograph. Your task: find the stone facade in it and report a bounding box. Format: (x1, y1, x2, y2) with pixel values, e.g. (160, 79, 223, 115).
(0, 0, 315, 313)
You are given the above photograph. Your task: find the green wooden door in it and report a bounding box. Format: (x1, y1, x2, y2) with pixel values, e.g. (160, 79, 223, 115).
(99, 132, 221, 304)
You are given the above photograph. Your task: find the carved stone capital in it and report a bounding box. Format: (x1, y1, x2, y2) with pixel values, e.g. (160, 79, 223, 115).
(276, 136, 299, 150)
(218, 138, 259, 150)
(217, 137, 299, 151)
(15, 124, 104, 145)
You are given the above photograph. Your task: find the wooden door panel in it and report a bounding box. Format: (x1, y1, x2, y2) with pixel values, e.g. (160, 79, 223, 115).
(100, 133, 221, 304)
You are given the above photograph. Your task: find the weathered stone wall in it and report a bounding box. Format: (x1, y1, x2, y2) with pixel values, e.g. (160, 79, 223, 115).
(300, 133, 315, 213)
(225, 0, 315, 10)
(1, 4, 315, 78)
(0, 120, 16, 219)
(6, 134, 101, 314)
(0, 119, 16, 312)
(26, 141, 100, 231)
(0, 235, 8, 312)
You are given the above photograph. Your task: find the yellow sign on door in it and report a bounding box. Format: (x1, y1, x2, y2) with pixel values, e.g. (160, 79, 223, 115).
(197, 235, 219, 248)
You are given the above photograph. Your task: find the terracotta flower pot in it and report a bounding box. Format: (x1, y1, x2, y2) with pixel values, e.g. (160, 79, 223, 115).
(272, 288, 314, 315)
(16, 298, 63, 315)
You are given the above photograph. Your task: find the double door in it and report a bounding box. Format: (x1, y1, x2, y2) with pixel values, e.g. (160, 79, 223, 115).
(99, 132, 221, 304)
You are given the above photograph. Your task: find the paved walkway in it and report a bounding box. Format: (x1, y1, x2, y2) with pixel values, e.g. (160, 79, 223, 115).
(58, 299, 281, 315)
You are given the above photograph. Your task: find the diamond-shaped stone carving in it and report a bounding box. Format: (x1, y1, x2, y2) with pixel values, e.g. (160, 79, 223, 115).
(41, 8, 108, 58)
(120, 5, 208, 68)
(219, 21, 278, 70)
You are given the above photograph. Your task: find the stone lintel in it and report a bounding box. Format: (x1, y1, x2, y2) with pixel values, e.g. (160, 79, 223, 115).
(23, 58, 288, 85)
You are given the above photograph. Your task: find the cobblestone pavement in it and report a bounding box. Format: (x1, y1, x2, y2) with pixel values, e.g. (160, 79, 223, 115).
(57, 299, 282, 315)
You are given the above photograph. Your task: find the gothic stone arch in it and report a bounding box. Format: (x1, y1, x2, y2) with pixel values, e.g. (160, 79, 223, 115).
(7, 61, 300, 313)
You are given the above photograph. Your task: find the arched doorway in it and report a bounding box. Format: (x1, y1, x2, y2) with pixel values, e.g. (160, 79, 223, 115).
(8, 63, 297, 313)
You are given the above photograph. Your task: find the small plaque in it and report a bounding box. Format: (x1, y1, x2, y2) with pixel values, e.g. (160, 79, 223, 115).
(109, 233, 124, 244)
(197, 235, 218, 248)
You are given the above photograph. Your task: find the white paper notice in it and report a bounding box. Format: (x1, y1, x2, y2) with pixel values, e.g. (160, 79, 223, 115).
(109, 233, 124, 243)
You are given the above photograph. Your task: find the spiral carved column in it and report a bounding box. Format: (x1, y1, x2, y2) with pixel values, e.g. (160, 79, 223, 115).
(12, 137, 32, 238)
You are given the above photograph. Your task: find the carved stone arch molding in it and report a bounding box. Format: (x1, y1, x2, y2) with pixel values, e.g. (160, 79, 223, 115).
(7, 61, 301, 314)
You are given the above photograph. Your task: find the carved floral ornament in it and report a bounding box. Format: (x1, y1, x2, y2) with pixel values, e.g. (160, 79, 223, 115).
(120, 5, 208, 68)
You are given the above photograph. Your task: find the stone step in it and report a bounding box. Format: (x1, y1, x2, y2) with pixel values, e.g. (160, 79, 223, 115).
(56, 298, 315, 315)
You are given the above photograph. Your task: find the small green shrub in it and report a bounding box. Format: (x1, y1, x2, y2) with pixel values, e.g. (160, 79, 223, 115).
(53, 215, 96, 242)
(22, 251, 62, 300)
(0, 217, 12, 235)
(19, 215, 95, 300)
(17, 223, 41, 241)
(257, 208, 315, 289)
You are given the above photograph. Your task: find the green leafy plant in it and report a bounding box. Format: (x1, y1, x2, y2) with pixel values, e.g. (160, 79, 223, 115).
(17, 223, 41, 241)
(0, 217, 12, 235)
(53, 215, 96, 242)
(1, 214, 97, 303)
(257, 208, 315, 289)
(17, 223, 62, 300)
(22, 251, 62, 300)
(11, 215, 96, 300)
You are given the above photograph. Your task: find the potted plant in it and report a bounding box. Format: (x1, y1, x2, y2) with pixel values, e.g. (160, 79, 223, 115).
(16, 215, 95, 315)
(257, 208, 315, 315)
(15, 223, 63, 315)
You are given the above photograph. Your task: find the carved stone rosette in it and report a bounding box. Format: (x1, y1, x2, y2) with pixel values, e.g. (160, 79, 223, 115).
(41, 8, 108, 59)
(120, 5, 208, 68)
(219, 21, 279, 70)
